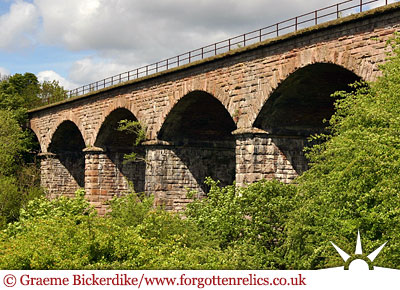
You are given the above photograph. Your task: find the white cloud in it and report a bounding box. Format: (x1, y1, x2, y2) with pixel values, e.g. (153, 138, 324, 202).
(0, 66, 10, 77)
(68, 57, 132, 85)
(37, 70, 79, 90)
(0, 0, 39, 50)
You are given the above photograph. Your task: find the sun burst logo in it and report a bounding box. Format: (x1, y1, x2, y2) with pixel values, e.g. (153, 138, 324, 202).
(330, 230, 387, 270)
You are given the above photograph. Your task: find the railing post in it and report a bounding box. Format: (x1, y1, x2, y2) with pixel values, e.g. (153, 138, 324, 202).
(156, 62, 158, 73)
(315, 11, 318, 25)
(166, 59, 169, 70)
(259, 28, 262, 42)
(136, 69, 139, 79)
(229, 38, 231, 51)
(214, 43, 217, 55)
(295, 17, 298, 31)
(201, 47, 204, 59)
(177, 55, 180, 66)
(127, 71, 130, 81)
(360, 0, 362, 12)
(276, 23, 279, 37)
(189, 51, 191, 63)
(243, 34, 246, 47)
(337, 4, 339, 18)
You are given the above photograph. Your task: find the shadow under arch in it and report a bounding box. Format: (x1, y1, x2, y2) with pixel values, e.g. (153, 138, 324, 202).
(24, 127, 41, 163)
(253, 63, 361, 177)
(94, 107, 145, 194)
(157, 90, 237, 202)
(47, 120, 85, 195)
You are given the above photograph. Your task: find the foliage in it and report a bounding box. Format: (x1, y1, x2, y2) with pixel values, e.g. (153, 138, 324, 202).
(284, 35, 400, 269)
(118, 120, 146, 146)
(0, 190, 237, 270)
(0, 73, 67, 116)
(106, 189, 154, 227)
(117, 120, 147, 162)
(0, 109, 43, 228)
(186, 178, 297, 269)
(0, 110, 30, 176)
(39, 80, 68, 104)
(0, 73, 64, 228)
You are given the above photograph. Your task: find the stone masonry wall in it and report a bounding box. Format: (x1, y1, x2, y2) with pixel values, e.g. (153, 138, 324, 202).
(84, 148, 145, 214)
(235, 132, 308, 186)
(39, 152, 84, 199)
(145, 144, 235, 211)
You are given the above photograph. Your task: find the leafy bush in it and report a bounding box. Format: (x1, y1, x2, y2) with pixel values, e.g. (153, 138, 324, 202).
(186, 178, 297, 269)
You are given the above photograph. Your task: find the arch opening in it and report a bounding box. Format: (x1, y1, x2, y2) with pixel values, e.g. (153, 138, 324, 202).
(159, 90, 236, 143)
(253, 63, 361, 179)
(95, 108, 138, 152)
(154, 91, 236, 205)
(254, 63, 360, 134)
(47, 120, 85, 196)
(94, 108, 145, 194)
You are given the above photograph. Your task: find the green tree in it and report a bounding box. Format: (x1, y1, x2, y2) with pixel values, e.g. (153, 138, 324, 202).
(285, 36, 400, 269)
(0, 72, 64, 228)
(0, 110, 43, 228)
(40, 80, 67, 104)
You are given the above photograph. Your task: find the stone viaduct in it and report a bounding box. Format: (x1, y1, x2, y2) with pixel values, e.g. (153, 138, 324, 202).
(29, 3, 400, 214)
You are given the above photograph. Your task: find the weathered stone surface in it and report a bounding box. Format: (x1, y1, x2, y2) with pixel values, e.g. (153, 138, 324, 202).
(145, 143, 235, 211)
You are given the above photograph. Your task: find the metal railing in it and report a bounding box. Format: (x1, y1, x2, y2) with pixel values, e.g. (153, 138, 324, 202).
(45, 0, 397, 104)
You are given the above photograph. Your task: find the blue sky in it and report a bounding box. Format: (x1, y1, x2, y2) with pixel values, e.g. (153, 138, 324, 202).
(0, 0, 387, 90)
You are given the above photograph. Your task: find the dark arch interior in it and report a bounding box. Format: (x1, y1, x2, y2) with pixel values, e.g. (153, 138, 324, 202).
(254, 63, 361, 135)
(158, 91, 237, 193)
(94, 108, 145, 193)
(158, 91, 236, 143)
(94, 108, 138, 152)
(48, 121, 85, 187)
(253, 63, 361, 176)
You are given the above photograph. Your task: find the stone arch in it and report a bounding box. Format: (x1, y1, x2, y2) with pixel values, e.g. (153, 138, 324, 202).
(92, 98, 142, 146)
(158, 90, 236, 143)
(259, 46, 367, 122)
(248, 62, 361, 183)
(148, 90, 237, 209)
(45, 120, 86, 198)
(92, 107, 145, 194)
(47, 112, 86, 151)
(253, 62, 361, 134)
(48, 120, 86, 154)
(94, 107, 139, 151)
(155, 83, 233, 139)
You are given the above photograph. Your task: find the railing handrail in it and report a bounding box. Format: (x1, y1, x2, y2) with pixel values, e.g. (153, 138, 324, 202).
(44, 0, 395, 103)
